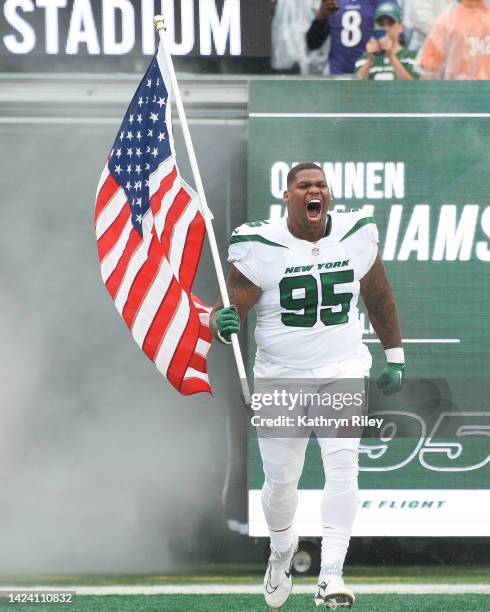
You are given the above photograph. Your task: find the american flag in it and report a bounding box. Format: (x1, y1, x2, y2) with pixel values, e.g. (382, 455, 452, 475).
(94, 48, 212, 395)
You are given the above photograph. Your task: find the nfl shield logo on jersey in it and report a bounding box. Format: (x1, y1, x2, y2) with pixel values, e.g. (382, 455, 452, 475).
(312, 247, 320, 256)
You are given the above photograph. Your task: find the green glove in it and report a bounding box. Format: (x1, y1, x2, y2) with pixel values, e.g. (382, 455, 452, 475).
(377, 363, 406, 395)
(215, 305, 240, 344)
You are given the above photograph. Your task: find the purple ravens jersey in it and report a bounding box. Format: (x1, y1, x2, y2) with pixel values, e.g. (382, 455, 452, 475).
(324, 0, 385, 74)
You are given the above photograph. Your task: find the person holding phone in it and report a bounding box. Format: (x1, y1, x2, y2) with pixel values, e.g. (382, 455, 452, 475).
(306, 0, 387, 75)
(356, 2, 419, 79)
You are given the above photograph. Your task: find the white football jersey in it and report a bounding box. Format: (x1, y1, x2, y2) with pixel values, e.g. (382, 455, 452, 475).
(228, 210, 378, 369)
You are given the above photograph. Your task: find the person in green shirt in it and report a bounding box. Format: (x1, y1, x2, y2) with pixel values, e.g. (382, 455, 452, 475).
(356, 2, 419, 80)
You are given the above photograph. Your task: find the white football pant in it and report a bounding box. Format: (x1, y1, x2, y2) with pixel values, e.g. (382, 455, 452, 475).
(254, 344, 371, 575)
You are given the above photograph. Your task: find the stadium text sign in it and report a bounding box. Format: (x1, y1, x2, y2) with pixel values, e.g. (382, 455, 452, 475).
(270, 161, 490, 262)
(1, 0, 268, 60)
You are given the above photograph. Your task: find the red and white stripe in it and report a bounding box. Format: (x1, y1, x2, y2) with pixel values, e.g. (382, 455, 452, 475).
(94, 163, 212, 396)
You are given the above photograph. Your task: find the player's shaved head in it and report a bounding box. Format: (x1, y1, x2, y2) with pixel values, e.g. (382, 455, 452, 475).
(287, 163, 324, 187)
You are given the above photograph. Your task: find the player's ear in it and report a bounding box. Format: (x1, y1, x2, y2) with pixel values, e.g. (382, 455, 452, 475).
(283, 190, 289, 203)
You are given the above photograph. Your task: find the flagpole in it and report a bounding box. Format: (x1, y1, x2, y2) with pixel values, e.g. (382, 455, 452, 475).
(153, 15, 251, 404)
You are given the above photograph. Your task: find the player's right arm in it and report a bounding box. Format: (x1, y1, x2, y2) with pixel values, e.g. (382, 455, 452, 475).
(210, 265, 262, 345)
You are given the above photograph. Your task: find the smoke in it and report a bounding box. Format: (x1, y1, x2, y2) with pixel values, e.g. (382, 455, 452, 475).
(0, 122, 230, 575)
(0, 271, 224, 574)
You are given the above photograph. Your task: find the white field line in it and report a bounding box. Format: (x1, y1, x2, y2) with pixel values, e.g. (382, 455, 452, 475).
(2, 584, 490, 595)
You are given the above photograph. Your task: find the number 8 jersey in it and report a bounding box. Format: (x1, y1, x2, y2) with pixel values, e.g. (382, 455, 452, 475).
(228, 210, 378, 368)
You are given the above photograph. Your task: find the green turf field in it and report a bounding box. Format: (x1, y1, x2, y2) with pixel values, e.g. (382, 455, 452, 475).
(0, 594, 489, 611)
(0, 567, 488, 610)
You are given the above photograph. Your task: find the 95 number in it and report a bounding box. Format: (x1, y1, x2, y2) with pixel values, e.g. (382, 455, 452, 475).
(359, 411, 490, 472)
(279, 270, 354, 328)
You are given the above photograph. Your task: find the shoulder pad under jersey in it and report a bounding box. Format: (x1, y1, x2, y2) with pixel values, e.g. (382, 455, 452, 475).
(230, 219, 288, 248)
(330, 208, 378, 244)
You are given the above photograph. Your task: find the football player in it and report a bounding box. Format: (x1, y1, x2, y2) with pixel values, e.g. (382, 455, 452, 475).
(210, 163, 405, 608)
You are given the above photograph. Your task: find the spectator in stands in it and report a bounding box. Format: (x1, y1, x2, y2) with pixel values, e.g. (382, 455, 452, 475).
(306, 0, 388, 75)
(399, 0, 415, 47)
(410, 0, 453, 51)
(419, 0, 490, 79)
(272, 0, 329, 75)
(356, 3, 419, 79)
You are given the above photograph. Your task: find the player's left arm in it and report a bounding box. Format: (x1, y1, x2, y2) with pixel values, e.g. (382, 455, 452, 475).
(360, 251, 406, 394)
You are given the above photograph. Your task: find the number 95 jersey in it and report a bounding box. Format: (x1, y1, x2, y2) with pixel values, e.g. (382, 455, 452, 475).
(228, 210, 378, 368)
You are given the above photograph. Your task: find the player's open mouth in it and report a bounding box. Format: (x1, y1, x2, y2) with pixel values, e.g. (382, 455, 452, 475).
(306, 199, 322, 221)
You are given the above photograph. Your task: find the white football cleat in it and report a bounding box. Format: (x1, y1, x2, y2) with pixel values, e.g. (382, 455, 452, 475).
(263, 532, 299, 609)
(315, 574, 355, 608)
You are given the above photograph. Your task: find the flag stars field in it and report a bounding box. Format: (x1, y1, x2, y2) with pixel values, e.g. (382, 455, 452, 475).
(104, 67, 179, 236)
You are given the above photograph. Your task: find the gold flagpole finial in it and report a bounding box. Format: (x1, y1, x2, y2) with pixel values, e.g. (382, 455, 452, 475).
(153, 15, 165, 32)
